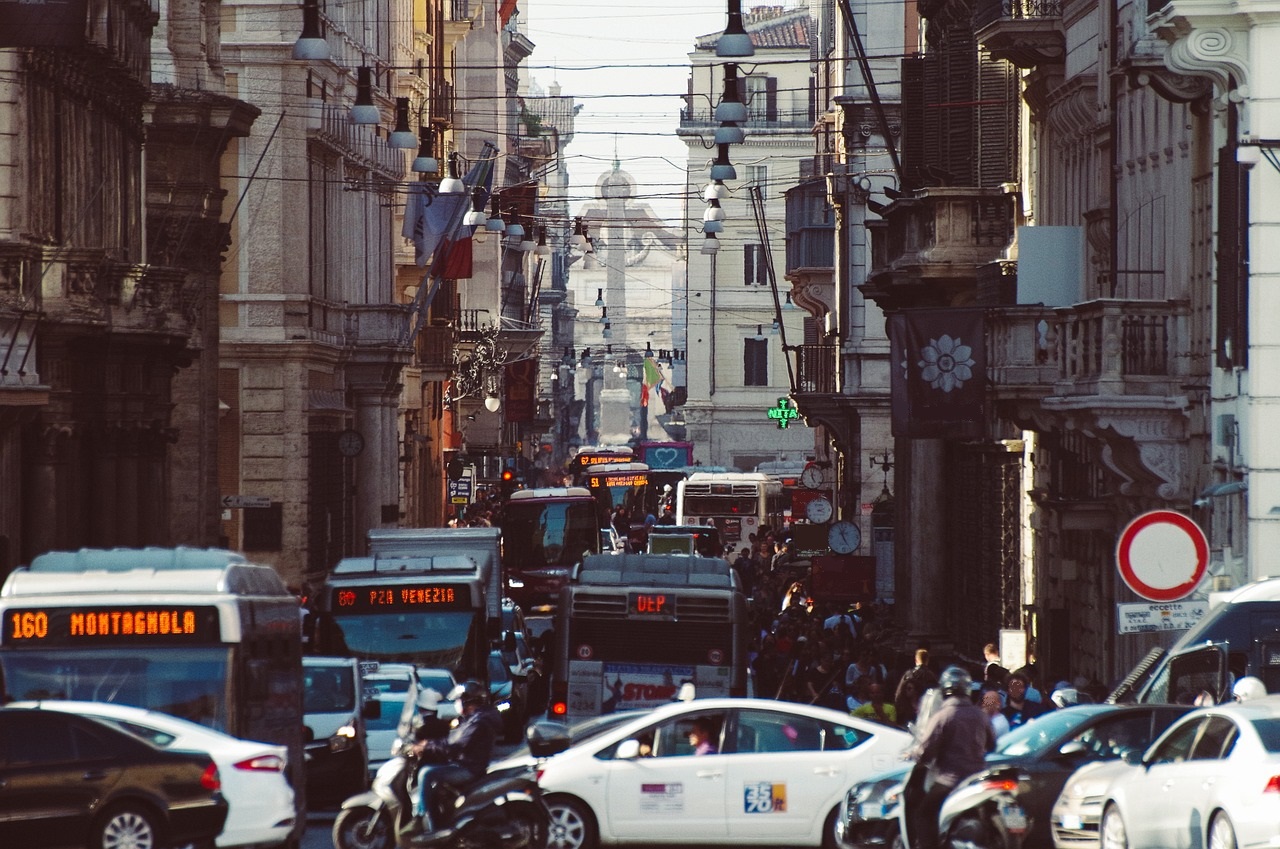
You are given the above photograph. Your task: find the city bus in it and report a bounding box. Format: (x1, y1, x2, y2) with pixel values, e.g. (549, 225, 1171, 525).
(309, 527, 501, 683)
(499, 486, 601, 609)
(548, 552, 749, 720)
(676, 470, 786, 546)
(583, 461, 651, 524)
(0, 546, 306, 832)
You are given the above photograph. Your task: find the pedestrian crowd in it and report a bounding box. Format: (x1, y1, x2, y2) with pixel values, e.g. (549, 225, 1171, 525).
(732, 528, 1108, 738)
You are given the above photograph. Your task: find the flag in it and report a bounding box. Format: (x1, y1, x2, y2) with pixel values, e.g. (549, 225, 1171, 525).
(417, 187, 469, 267)
(887, 308, 987, 439)
(439, 235, 473, 279)
(641, 357, 665, 407)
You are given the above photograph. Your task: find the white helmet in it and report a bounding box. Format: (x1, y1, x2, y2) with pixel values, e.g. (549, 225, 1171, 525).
(1233, 676, 1267, 702)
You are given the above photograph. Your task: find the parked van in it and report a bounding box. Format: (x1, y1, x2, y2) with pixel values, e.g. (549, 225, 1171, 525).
(302, 656, 377, 805)
(1113, 576, 1280, 704)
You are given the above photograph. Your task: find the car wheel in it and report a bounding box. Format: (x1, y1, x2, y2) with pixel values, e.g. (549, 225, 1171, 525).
(821, 806, 843, 849)
(1209, 813, 1238, 849)
(1100, 805, 1128, 849)
(333, 805, 394, 849)
(93, 803, 160, 849)
(546, 796, 598, 849)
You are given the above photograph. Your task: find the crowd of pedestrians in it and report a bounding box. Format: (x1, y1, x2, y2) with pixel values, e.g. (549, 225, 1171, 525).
(733, 529, 1108, 737)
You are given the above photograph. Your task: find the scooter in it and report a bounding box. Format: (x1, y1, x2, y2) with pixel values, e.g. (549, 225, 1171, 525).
(936, 765, 1028, 849)
(333, 723, 569, 849)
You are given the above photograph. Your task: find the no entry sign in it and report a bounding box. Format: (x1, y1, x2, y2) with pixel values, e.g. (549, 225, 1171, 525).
(1115, 510, 1209, 602)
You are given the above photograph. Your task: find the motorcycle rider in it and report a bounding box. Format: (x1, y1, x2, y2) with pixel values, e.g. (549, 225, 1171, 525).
(402, 680, 502, 838)
(906, 665, 996, 849)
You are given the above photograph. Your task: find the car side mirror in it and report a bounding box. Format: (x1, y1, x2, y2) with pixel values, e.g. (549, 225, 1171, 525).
(1120, 748, 1144, 766)
(615, 739, 642, 760)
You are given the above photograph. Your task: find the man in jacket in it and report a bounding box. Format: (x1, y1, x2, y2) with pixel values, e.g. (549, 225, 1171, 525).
(907, 666, 995, 849)
(406, 680, 503, 836)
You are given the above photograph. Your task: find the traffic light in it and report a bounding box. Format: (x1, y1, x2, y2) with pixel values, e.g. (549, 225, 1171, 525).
(500, 468, 517, 497)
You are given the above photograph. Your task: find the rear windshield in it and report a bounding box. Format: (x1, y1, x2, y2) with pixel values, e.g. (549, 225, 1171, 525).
(1252, 718, 1280, 751)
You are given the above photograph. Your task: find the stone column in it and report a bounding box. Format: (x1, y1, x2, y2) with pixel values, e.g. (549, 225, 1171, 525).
(896, 437, 951, 647)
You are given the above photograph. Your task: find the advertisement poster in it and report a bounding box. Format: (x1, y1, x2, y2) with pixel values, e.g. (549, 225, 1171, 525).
(601, 663, 694, 712)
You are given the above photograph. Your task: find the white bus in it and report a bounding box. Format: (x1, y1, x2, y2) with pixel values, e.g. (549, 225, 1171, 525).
(549, 552, 748, 721)
(675, 471, 786, 546)
(0, 546, 306, 832)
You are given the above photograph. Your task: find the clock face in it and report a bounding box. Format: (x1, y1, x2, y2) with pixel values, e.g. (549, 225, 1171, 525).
(337, 429, 365, 457)
(828, 520, 861, 554)
(805, 496, 833, 524)
(801, 465, 825, 490)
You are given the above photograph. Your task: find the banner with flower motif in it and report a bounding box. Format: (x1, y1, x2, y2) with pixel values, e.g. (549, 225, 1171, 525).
(888, 309, 987, 439)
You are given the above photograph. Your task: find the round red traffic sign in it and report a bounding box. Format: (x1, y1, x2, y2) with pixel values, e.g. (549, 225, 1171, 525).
(1115, 510, 1209, 602)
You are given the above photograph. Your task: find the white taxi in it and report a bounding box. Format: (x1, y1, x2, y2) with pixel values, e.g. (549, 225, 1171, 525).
(524, 697, 912, 849)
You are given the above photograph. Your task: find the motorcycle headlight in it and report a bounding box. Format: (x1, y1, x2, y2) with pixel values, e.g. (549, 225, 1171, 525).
(496, 700, 512, 712)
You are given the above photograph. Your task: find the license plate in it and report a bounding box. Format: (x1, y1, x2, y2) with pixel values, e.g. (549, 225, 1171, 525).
(1058, 814, 1083, 830)
(1000, 801, 1027, 833)
(860, 802, 888, 820)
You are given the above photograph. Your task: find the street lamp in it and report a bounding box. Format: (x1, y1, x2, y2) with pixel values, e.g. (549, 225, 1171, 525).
(717, 0, 755, 57)
(292, 0, 330, 60)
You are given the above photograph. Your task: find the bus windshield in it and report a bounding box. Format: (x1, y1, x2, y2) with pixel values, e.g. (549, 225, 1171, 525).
(321, 610, 475, 669)
(502, 499, 598, 569)
(0, 647, 232, 730)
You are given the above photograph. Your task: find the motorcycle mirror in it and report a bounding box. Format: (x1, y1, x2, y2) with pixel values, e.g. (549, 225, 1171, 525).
(527, 721, 572, 758)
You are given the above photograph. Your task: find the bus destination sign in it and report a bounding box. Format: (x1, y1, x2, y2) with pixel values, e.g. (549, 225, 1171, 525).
(333, 584, 471, 612)
(4, 605, 222, 646)
(589, 473, 648, 488)
(629, 592, 676, 618)
(573, 452, 634, 469)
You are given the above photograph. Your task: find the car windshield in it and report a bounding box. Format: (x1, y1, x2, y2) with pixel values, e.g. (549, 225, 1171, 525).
(369, 695, 408, 731)
(418, 670, 455, 697)
(995, 707, 1090, 757)
(304, 665, 356, 713)
(505, 711, 646, 760)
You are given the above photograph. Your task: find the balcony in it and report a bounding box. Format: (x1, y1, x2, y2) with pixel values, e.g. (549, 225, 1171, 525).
(988, 298, 1194, 500)
(863, 187, 1017, 311)
(677, 108, 815, 136)
(974, 0, 1065, 69)
(793, 344, 839, 395)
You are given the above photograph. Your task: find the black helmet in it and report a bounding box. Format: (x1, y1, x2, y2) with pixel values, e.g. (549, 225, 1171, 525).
(447, 680, 488, 706)
(939, 665, 973, 698)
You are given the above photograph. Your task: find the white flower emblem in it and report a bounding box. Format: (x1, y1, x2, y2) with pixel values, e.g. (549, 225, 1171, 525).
(917, 334, 974, 393)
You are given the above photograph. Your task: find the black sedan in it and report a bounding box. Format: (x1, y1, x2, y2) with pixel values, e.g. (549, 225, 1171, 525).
(836, 703, 1190, 849)
(0, 705, 228, 849)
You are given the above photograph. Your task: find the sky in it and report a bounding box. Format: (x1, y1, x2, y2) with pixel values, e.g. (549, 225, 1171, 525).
(520, 0, 731, 229)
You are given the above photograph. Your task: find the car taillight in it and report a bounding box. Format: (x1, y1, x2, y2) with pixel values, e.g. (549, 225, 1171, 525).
(535, 766, 546, 783)
(234, 754, 287, 772)
(1264, 775, 1280, 793)
(550, 700, 567, 716)
(200, 763, 222, 791)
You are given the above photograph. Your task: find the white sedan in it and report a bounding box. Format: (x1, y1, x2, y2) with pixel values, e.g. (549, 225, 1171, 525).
(1097, 695, 1280, 849)
(12, 700, 296, 848)
(526, 697, 912, 849)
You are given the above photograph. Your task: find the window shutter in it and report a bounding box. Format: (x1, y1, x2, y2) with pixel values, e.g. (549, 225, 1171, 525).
(1216, 145, 1248, 368)
(766, 77, 778, 121)
(901, 56, 926, 189)
(744, 245, 754, 285)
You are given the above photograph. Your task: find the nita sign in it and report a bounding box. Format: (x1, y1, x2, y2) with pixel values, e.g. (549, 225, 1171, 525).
(766, 398, 799, 429)
(1115, 510, 1209, 602)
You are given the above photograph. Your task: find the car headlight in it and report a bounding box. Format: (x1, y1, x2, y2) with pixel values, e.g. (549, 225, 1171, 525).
(329, 724, 358, 752)
(508, 578, 525, 589)
(496, 700, 512, 712)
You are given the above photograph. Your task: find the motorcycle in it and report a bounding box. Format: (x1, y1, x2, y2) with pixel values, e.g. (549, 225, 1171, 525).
(333, 723, 569, 849)
(935, 765, 1029, 849)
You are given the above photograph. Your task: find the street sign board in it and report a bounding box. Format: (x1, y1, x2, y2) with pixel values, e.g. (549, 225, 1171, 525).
(1116, 510, 1209, 602)
(448, 465, 475, 505)
(221, 495, 271, 509)
(1116, 601, 1209, 634)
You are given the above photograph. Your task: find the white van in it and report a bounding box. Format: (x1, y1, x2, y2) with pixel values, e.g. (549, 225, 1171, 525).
(302, 657, 377, 805)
